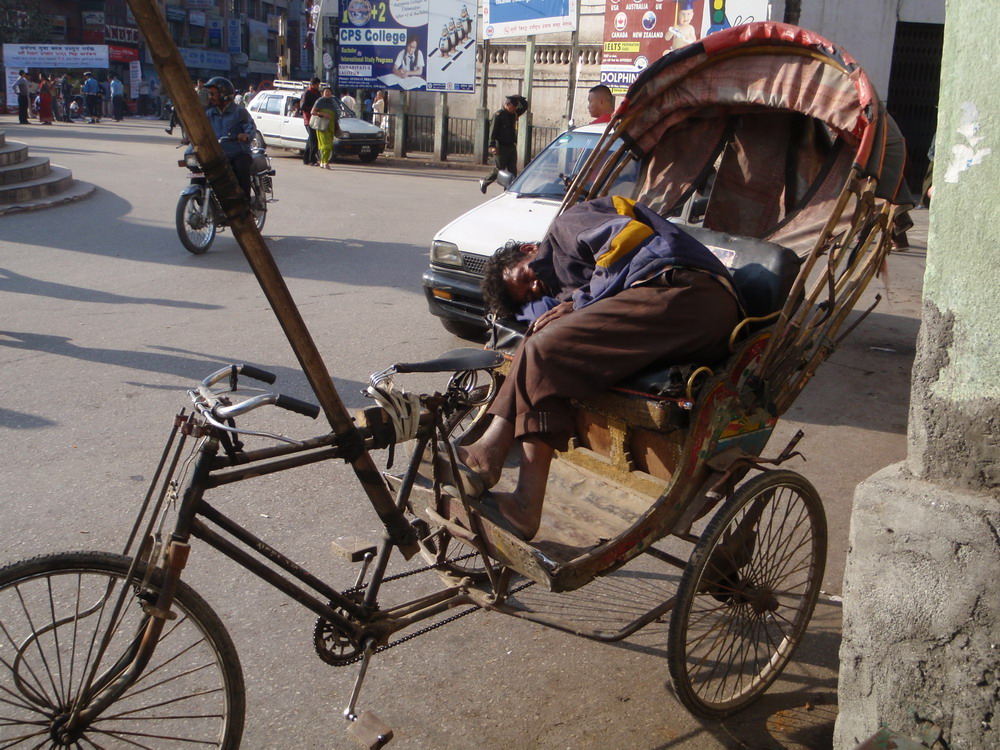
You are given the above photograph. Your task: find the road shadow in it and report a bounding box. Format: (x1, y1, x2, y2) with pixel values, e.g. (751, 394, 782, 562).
(0, 333, 368, 416)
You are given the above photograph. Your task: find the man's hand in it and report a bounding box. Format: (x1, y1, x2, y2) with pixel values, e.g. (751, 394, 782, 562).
(237, 133, 250, 142)
(529, 301, 573, 334)
(489, 146, 497, 154)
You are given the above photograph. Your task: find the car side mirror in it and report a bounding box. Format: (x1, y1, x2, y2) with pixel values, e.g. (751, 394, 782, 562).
(497, 170, 514, 190)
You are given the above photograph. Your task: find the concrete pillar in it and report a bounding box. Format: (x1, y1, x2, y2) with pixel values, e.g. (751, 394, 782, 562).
(433, 93, 448, 161)
(835, 2, 1000, 748)
(392, 91, 406, 158)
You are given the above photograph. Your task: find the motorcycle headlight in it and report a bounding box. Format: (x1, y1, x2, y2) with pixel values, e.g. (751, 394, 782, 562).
(431, 240, 462, 267)
(184, 153, 201, 170)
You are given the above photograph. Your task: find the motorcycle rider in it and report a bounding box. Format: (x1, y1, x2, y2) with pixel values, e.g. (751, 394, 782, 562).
(204, 76, 257, 202)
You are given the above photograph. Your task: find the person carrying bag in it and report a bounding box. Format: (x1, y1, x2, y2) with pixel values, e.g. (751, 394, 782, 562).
(310, 86, 338, 169)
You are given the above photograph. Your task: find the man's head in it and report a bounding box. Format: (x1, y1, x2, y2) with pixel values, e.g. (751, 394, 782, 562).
(205, 76, 235, 108)
(587, 85, 614, 120)
(310, 77, 321, 88)
(83, 72, 92, 78)
(481, 241, 545, 318)
(505, 95, 529, 117)
(18, 70, 26, 77)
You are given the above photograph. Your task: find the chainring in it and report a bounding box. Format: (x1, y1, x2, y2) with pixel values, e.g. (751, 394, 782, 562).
(313, 604, 365, 667)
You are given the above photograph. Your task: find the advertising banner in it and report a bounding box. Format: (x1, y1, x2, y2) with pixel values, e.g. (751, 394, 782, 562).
(600, 0, 768, 94)
(482, 0, 576, 40)
(248, 19, 270, 61)
(2, 44, 109, 69)
(227, 19, 242, 54)
(335, 0, 477, 93)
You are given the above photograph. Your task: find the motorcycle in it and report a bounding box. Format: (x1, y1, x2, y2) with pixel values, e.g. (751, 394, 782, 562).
(175, 138, 275, 254)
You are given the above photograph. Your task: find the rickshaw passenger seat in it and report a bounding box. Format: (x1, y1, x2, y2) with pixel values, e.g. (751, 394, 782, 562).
(488, 228, 801, 402)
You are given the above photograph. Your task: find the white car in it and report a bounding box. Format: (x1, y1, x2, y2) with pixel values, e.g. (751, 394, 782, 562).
(247, 82, 386, 163)
(421, 124, 639, 337)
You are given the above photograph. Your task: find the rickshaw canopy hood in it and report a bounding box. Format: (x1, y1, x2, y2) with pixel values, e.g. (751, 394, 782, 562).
(609, 22, 912, 251)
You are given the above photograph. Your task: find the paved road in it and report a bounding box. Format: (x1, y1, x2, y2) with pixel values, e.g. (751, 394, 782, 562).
(0, 118, 927, 749)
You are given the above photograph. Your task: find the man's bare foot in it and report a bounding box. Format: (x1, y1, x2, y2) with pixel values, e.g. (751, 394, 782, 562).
(456, 444, 503, 489)
(489, 490, 542, 540)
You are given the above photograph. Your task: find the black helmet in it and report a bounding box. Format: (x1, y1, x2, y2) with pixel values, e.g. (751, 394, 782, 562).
(204, 76, 235, 105)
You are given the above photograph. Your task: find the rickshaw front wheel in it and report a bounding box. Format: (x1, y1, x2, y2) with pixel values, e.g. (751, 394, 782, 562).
(667, 470, 827, 719)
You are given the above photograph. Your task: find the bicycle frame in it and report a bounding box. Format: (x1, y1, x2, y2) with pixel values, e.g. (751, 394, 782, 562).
(89, 364, 497, 727)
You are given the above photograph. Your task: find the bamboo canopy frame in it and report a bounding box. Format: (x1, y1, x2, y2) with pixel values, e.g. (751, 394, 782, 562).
(126, 0, 418, 557)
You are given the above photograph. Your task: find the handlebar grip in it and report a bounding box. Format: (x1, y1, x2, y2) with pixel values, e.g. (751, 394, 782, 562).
(276, 394, 321, 419)
(239, 365, 277, 384)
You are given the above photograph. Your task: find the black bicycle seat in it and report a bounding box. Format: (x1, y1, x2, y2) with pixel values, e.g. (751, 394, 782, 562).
(392, 348, 504, 374)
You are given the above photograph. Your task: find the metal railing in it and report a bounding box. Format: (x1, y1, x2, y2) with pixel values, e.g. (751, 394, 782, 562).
(446, 117, 477, 157)
(404, 113, 434, 152)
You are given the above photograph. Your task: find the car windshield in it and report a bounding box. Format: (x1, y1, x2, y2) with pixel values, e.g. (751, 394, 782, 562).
(509, 130, 639, 199)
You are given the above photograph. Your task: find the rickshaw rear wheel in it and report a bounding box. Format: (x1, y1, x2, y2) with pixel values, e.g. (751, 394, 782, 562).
(667, 470, 826, 719)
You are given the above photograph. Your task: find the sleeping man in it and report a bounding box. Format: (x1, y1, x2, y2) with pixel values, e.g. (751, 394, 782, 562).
(449, 196, 743, 540)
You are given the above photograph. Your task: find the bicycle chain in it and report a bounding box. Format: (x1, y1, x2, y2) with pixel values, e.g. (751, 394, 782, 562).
(321, 555, 536, 666)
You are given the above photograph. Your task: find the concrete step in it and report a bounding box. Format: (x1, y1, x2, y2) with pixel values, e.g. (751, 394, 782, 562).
(0, 155, 51, 185)
(0, 141, 29, 167)
(0, 165, 75, 203)
(0, 177, 95, 215)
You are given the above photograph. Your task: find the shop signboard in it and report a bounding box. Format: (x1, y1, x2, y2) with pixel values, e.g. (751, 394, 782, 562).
(178, 47, 232, 70)
(599, 0, 768, 94)
(109, 45, 140, 62)
(482, 0, 576, 40)
(227, 19, 242, 53)
(247, 18, 269, 61)
(208, 18, 224, 48)
(165, 5, 187, 22)
(2, 43, 109, 69)
(334, 0, 477, 93)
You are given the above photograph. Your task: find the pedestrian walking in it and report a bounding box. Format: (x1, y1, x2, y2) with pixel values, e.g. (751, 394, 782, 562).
(14, 71, 30, 124)
(109, 74, 125, 121)
(82, 72, 102, 123)
(301, 77, 321, 166)
(480, 95, 528, 194)
(310, 86, 338, 169)
(138, 77, 150, 116)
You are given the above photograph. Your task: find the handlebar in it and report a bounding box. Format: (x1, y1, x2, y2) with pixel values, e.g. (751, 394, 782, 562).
(194, 364, 320, 421)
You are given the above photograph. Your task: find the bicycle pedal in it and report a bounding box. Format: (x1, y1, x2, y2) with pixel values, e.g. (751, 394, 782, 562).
(347, 710, 393, 749)
(332, 537, 377, 563)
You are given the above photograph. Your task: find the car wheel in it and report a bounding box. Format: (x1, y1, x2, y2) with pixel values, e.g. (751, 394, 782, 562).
(441, 318, 487, 341)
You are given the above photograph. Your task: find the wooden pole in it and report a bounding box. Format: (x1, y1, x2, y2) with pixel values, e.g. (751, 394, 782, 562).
(126, 0, 418, 557)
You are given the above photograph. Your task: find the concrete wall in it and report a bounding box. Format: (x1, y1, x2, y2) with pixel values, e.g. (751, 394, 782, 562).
(835, 0, 1000, 747)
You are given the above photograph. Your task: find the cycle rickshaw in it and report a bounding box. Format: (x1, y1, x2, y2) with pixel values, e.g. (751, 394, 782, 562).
(0, 22, 912, 749)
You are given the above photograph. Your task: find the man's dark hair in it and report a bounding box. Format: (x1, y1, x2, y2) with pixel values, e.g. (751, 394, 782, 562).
(311, 77, 321, 85)
(481, 240, 532, 319)
(589, 84, 613, 102)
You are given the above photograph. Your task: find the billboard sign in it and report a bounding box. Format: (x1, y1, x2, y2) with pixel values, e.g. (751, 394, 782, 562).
(482, 0, 576, 39)
(600, 0, 768, 94)
(335, 0, 477, 92)
(2, 44, 109, 69)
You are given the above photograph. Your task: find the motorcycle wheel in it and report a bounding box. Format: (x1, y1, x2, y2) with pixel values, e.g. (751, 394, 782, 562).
(176, 191, 216, 254)
(251, 183, 267, 232)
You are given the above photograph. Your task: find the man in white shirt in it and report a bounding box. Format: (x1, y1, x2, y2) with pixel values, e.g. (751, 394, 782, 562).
(13, 71, 30, 124)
